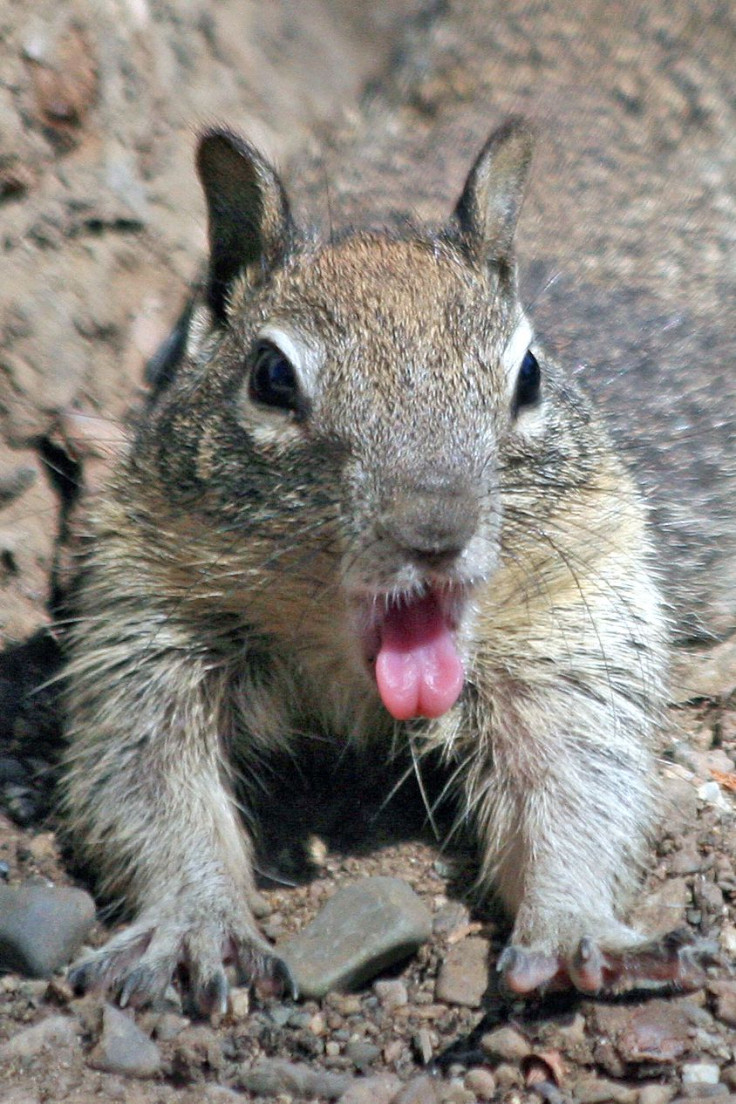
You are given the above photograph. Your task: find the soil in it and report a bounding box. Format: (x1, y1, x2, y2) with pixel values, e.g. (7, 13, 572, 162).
(1, 1, 735, 1102)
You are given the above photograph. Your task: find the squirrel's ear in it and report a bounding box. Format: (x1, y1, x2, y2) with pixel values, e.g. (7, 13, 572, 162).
(453, 118, 534, 268)
(196, 129, 292, 324)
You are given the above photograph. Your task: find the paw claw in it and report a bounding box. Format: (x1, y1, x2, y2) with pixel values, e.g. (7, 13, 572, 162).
(497, 945, 562, 994)
(196, 970, 230, 1017)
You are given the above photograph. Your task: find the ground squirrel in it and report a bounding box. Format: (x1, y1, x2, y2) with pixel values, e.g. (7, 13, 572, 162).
(61, 120, 704, 1016)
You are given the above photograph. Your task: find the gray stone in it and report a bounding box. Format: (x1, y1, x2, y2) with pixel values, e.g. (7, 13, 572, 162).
(239, 1058, 352, 1098)
(0, 1014, 79, 1061)
(337, 1073, 403, 1103)
(346, 1038, 381, 1071)
(434, 936, 490, 1007)
(279, 877, 431, 998)
(87, 1004, 161, 1078)
(393, 1074, 443, 1103)
(0, 884, 95, 977)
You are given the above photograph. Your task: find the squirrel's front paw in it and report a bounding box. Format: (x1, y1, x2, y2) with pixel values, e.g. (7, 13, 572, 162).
(68, 911, 296, 1017)
(497, 928, 710, 997)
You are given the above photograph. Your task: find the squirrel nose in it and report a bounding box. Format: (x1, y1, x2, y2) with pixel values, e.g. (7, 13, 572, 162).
(378, 477, 479, 568)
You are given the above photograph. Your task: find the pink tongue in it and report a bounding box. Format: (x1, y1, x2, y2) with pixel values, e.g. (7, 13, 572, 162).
(374, 592, 465, 721)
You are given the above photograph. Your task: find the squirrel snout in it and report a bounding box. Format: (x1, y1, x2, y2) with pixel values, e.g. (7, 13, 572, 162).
(376, 479, 480, 570)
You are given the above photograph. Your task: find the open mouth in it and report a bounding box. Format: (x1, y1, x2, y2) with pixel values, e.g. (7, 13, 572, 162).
(356, 585, 468, 722)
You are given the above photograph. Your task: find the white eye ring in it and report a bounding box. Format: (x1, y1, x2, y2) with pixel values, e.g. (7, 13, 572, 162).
(501, 314, 535, 387)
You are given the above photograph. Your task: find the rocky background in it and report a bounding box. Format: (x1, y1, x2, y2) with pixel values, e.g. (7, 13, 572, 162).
(1, 2, 735, 1102)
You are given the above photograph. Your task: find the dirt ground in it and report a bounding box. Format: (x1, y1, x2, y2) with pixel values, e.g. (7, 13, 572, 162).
(1, 1, 735, 1101)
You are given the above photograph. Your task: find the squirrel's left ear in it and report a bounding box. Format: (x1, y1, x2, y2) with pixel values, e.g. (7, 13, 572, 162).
(196, 129, 293, 325)
(453, 117, 534, 270)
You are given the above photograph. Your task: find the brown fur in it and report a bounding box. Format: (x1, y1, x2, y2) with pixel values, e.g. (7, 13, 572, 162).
(62, 122, 693, 1014)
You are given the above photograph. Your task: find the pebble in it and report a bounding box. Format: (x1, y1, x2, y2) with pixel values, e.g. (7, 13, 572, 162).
(682, 1065, 721, 1087)
(434, 936, 490, 1007)
(442, 1083, 476, 1104)
(630, 878, 689, 934)
(228, 986, 250, 1020)
(239, 1058, 353, 1099)
(675, 1095, 732, 1104)
(639, 1086, 676, 1104)
(374, 978, 409, 1010)
(87, 1004, 162, 1078)
(346, 1038, 381, 1071)
(573, 1075, 638, 1103)
(479, 1025, 531, 1062)
(710, 980, 736, 1027)
(151, 1012, 189, 1041)
(698, 781, 731, 812)
(337, 1073, 403, 1103)
(0, 883, 95, 977)
(393, 1074, 443, 1103)
(415, 1027, 434, 1065)
(0, 1014, 79, 1061)
(279, 877, 431, 998)
(591, 1001, 693, 1067)
(671, 849, 706, 875)
(464, 1067, 497, 1099)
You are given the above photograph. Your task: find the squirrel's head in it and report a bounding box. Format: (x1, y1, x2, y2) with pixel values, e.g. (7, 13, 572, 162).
(147, 121, 589, 721)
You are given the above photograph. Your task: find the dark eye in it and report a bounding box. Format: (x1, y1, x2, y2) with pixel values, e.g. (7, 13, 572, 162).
(249, 342, 300, 412)
(514, 349, 541, 411)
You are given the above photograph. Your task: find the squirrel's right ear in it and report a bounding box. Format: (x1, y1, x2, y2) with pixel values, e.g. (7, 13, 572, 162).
(196, 129, 292, 325)
(453, 118, 534, 271)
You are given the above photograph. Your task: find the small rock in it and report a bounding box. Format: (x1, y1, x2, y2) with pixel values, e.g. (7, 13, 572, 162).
(239, 1058, 352, 1099)
(27, 832, 57, 863)
(573, 1075, 638, 1103)
(721, 1066, 736, 1090)
(719, 925, 736, 957)
(393, 1074, 443, 1103)
(671, 638, 736, 701)
(0, 883, 95, 977)
(480, 1025, 531, 1062)
(710, 980, 736, 1027)
(432, 901, 471, 936)
(670, 849, 705, 876)
(674, 1096, 731, 1104)
(494, 1062, 523, 1088)
(592, 1001, 693, 1067)
(630, 878, 689, 934)
(384, 1039, 404, 1064)
(337, 1073, 403, 1103)
(151, 1012, 189, 1041)
(697, 781, 730, 811)
(87, 1004, 161, 1078)
(435, 936, 489, 1007)
(0, 1014, 79, 1060)
(681, 1064, 721, 1087)
(464, 1067, 497, 1099)
(374, 978, 409, 1010)
(268, 1003, 292, 1027)
(279, 877, 431, 998)
(228, 986, 250, 1020)
(1, 1091, 42, 1104)
(442, 1082, 476, 1103)
(638, 1086, 676, 1104)
(415, 1028, 434, 1065)
(346, 1038, 380, 1071)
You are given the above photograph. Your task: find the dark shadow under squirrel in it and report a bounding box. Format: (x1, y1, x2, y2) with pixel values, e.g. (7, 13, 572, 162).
(61, 121, 706, 1016)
